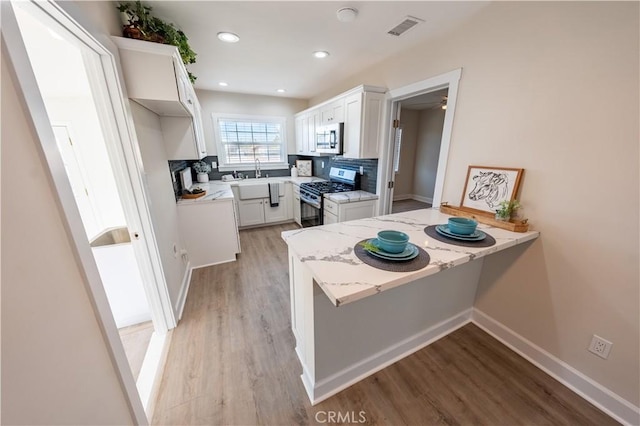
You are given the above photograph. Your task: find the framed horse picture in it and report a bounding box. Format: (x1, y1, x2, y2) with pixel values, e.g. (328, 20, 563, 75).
(460, 166, 523, 215)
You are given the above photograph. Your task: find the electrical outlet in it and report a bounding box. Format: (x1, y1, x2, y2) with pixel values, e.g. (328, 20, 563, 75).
(359, 166, 364, 175)
(321, 161, 325, 168)
(588, 335, 613, 359)
(211, 161, 217, 169)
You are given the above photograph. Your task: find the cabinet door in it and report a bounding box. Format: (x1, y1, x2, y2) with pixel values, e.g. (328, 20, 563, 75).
(295, 115, 305, 154)
(360, 92, 384, 159)
(284, 183, 294, 220)
(307, 111, 318, 154)
(339, 200, 376, 222)
(174, 58, 195, 115)
(191, 96, 207, 159)
(320, 107, 333, 125)
(264, 200, 287, 223)
(238, 199, 266, 227)
(332, 100, 345, 123)
(323, 211, 338, 225)
(301, 115, 310, 154)
(343, 93, 362, 159)
(293, 186, 301, 226)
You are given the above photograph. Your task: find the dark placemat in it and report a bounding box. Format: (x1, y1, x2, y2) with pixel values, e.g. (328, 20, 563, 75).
(424, 225, 496, 248)
(354, 240, 430, 272)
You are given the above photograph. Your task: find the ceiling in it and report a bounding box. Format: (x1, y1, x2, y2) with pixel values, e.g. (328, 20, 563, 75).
(149, 1, 489, 100)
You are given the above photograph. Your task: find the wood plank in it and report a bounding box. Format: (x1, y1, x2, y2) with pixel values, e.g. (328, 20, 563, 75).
(440, 203, 530, 232)
(152, 223, 616, 426)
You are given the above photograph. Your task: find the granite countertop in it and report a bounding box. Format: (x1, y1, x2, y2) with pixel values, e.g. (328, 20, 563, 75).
(325, 190, 378, 204)
(282, 208, 539, 307)
(177, 181, 234, 204)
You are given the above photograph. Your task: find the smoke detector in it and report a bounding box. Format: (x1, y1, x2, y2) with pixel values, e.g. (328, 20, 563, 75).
(337, 7, 358, 23)
(387, 16, 424, 37)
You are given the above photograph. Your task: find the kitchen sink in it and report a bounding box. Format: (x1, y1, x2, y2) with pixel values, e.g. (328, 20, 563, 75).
(236, 178, 285, 199)
(238, 183, 269, 199)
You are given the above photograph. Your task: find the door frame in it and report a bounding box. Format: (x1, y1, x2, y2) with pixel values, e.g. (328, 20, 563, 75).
(377, 68, 462, 214)
(3, 1, 176, 422)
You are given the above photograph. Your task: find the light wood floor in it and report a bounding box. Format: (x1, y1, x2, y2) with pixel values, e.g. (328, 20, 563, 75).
(392, 199, 432, 213)
(152, 223, 616, 425)
(119, 320, 154, 381)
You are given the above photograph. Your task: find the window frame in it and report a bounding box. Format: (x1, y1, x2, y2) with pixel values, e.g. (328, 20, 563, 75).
(212, 113, 289, 172)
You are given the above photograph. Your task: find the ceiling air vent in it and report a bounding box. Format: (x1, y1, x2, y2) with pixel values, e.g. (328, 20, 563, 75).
(387, 16, 424, 37)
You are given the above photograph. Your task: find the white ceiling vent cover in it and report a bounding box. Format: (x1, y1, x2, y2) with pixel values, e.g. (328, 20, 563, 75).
(387, 16, 424, 37)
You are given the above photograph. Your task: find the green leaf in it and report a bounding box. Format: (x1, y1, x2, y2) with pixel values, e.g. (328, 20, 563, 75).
(360, 241, 379, 252)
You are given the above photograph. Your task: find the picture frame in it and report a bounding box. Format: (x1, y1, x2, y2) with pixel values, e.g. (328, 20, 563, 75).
(460, 166, 523, 215)
(296, 160, 312, 177)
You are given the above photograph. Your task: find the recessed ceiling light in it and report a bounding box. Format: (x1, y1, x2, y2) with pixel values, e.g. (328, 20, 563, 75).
(336, 7, 358, 23)
(313, 51, 330, 59)
(217, 32, 240, 43)
(276, 89, 286, 93)
(218, 82, 228, 87)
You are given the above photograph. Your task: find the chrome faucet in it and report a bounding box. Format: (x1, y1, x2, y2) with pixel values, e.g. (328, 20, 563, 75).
(255, 158, 261, 179)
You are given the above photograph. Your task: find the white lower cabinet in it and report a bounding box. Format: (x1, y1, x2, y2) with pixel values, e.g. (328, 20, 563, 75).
(238, 199, 266, 227)
(237, 182, 293, 227)
(177, 199, 240, 268)
(323, 197, 376, 224)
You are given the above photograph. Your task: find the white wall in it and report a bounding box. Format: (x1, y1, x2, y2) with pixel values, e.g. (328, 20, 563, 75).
(1, 44, 134, 426)
(393, 109, 418, 198)
(312, 1, 640, 406)
(130, 102, 188, 316)
(413, 108, 445, 202)
(195, 89, 308, 154)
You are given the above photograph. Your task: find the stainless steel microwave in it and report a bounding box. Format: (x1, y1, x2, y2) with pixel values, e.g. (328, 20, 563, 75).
(316, 123, 343, 155)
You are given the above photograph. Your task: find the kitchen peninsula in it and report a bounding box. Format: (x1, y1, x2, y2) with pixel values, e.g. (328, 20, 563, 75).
(282, 208, 539, 404)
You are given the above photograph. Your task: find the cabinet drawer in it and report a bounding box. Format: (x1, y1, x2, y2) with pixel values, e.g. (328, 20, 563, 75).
(324, 198, 338, 215)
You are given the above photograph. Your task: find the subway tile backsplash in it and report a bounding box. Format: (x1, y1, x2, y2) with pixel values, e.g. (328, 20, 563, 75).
(168, 155, 378, 199)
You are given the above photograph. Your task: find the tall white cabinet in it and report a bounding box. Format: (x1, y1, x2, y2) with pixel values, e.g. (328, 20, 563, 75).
(112, 36, 207, 160)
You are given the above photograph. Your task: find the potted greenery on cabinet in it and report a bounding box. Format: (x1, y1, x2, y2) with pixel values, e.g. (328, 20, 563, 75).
(117, 1, 197, 82)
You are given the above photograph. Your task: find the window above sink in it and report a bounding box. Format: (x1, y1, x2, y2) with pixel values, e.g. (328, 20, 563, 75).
(212, 113, 289, 172)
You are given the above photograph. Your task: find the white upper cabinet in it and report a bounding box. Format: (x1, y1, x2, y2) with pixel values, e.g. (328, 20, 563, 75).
(343, 90, 385, 159)
(294, 85, 385, 159)
(320, 99, 345, 125)
(112, 36, 206, 160)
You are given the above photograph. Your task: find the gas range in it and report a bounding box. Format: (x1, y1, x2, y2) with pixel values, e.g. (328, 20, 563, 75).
(299, 181, 354, 208)
(299, 168, 359, 223)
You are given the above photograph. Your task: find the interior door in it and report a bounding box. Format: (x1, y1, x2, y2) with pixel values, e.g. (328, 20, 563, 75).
(52, 125, 102, 238)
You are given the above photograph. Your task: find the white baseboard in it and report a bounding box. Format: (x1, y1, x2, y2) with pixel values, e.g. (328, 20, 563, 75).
(176, 262, 192, 321)
(136, 330, 172, 419)
(412, 194, 433, 204)
(392, 194, 434, 204)
(393, 194, 412, 201)
(472, 309, 640, 426)
(306, 308, 473, 405)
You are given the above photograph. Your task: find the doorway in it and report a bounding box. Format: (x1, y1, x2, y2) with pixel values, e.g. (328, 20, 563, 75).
(378, 69, 462, 215)
(7, 0, 175, 417)
(391, 88, 449, 214)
